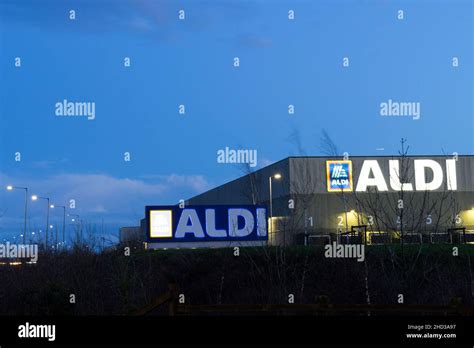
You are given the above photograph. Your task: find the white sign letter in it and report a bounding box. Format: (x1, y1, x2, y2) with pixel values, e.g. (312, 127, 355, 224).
(389, 160, 413, 191)
(175, 209, 205, 238)
(228, 209, 254, 237)
(205, 209, 227, 237)
(356, 160, 388, 191)
(414, 159, 443, 191)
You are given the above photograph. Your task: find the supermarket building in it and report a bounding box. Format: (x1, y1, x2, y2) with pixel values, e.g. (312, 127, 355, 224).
(122, 155, 474, 248)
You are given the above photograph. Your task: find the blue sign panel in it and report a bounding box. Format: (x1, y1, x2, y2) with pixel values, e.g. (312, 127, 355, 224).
(146, 205, 268, 243)
(326, 160, 353, 192)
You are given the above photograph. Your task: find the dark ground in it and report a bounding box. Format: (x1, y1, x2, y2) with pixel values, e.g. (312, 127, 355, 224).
(0, 244, 472, 315)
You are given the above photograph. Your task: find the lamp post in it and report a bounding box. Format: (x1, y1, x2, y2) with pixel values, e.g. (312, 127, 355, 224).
(68, 214, 80, 225)
(268, 173, 282, 245)
(50, 204, 66, 250)
(6, 185, 28, 244)
(68, 214, 81, 246)
(32, 195, 50, 248)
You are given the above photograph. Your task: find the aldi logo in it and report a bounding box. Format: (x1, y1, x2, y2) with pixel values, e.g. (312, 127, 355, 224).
(326, 160, 353, 192)
(146, 205, 267, 243)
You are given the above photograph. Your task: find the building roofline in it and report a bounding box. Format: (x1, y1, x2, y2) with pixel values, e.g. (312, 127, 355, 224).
(187, 157, 291, 201)
(186, 154, 474, 201)
(285, 155, 474, 159)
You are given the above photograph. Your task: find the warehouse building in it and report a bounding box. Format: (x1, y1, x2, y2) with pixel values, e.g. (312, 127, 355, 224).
(122, 155, 474, 248)
(184, 155, 474, 246)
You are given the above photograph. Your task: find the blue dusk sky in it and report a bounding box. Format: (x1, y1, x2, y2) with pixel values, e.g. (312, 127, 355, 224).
(0, 0, 472, 243)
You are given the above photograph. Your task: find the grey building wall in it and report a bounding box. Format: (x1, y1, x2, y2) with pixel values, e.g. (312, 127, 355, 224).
(286, 156, 474, 235)
(288, 156, 474, 194)
(185, 157, 290, 206)
(186, 155, 474, 245)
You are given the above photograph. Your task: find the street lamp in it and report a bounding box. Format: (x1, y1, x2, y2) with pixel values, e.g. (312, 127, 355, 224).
(31, 195, 50, 248)
(68, 214, 80, 224)
(6, 185, 29, 243)
(268, 173, 282, 245)
(68, 214, 81, 243)
(51, 204, 66, 250)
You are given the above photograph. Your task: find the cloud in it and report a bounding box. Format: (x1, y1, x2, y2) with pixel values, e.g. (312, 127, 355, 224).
(140, 174, 209, 192)
(0, 0, 259, 41)
(0, 172, 210, 218)
(0, 0, 171, 36)
(31, 158, 69, 169)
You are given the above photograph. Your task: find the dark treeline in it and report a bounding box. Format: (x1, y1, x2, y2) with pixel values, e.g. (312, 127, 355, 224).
(0, 245, 472, 315)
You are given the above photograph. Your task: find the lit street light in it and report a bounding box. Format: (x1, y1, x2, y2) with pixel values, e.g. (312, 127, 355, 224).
(68, 213, 80, 225)
(51, 204, 66, 250)
(6, 185, 29, 244)
(31, 195, 50, 248)
(268, 173, 282, 245)
(68, 214, 81, 243)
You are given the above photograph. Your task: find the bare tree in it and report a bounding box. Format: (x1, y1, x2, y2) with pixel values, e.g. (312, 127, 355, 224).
(238, 162, 261, 205)
(320, 129, 339, 157)
(353, 139, 462, 248)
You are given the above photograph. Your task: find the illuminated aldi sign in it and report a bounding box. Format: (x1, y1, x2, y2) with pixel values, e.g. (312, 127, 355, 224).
(326, 160, 353, 192)
(146, 205, 267, 243)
